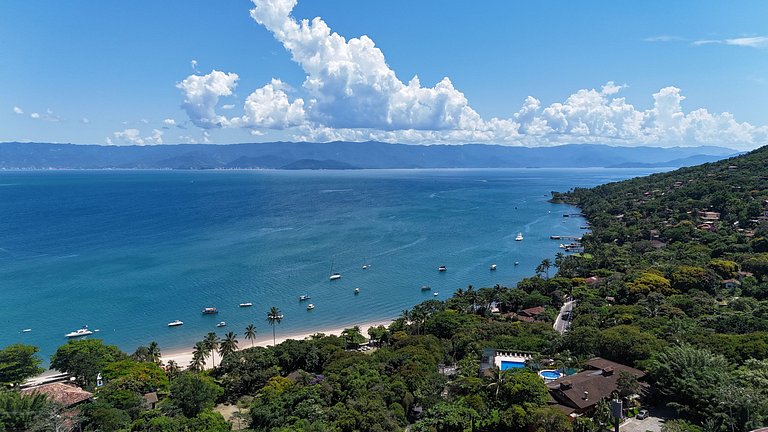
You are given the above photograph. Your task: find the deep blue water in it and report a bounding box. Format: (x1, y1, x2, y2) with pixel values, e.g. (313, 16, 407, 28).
(0, 168, 661, 361)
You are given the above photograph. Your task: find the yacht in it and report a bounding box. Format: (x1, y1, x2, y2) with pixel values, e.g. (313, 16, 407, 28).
(202, 307, 218, 314)
(216, 321, 227, 327)
(299, 294, 311, 301)
(168, 320, 184, 327)
(354, 287, 360, 294)
(306, 304, 315, 310)
(433, 292, 439, 296)
(239, 302, 253, 307)
(438, 265, 447, 272)
(421, 285, 431, 291)
(65, 326, 93, 338)
(515, 232, 524, 241)
(490, 264, 497, 271)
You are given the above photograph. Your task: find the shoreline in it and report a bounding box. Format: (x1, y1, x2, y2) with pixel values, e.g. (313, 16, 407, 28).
(160, 318, 395, 370)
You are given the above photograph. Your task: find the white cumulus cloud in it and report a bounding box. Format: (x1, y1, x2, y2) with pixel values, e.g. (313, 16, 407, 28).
(176, 70, 239, 129)
(108, 128, 164, 146)
(173, 0, 768, 149)
(13, 106, 24, 114)
(164, 118, 176, 126)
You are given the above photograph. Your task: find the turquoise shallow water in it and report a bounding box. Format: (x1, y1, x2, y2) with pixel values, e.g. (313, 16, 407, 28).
(0, 168, 661, 361)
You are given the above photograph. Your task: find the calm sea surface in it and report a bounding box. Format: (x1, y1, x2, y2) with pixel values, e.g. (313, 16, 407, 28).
(0, 168, 662, 361)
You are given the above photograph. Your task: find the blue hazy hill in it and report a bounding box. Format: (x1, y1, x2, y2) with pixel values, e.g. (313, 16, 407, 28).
(0, 141, 738, 169)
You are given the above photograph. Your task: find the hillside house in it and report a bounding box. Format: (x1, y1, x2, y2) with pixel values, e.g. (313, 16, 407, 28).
(546, 357, 646, 415)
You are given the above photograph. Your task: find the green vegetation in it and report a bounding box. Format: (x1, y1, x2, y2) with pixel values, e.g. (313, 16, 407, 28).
(0, 344, 43, 386)
(5, 146, 768, 430)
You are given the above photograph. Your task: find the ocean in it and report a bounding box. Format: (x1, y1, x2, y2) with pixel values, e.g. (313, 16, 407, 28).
(0, 168, 661, 361)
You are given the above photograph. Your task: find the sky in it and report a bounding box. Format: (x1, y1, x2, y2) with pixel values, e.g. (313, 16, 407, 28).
(1, 1, 768, 149)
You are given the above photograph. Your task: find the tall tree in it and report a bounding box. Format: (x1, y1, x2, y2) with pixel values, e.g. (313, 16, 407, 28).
(190, 342, 207, 372)
(203, 333, 220, 368)
(147, 341, 161, 365)
(536, 258, 552, 280)
(168, 373, 223, 418)
(244, 324, 257, 348)
(165, 360, 181, 381)
(219, 332, 239, 359)
(266, 307, 283, 346)
(0, 344, 44, 386)
(50, 339, 126, 389)
(0, 389, 52, 430)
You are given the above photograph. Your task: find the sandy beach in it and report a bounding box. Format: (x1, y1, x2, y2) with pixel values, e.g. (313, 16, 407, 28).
(160, 319, 394, 369)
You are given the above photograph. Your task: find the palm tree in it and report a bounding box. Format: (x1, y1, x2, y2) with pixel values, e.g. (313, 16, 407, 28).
(165, 360, 180, 381)
(203, 332, 220, 368)
(219, 332, 239, 359)
(190, 341, 207, 372)
(536, 258, 552, 280)
(266, 307, 283, 346)
(244, 324, 257, 348)
(147, 341, 161, 365)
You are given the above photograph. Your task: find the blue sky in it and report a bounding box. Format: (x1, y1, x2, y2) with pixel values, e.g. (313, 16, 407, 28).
(1, 1, 767, 149)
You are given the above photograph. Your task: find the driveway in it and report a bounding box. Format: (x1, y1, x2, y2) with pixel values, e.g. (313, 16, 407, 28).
(620, 414, 664, 432)
(553, 300, 574, 334)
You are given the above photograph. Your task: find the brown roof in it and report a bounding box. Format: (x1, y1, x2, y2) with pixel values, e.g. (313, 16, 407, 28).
(143, 392, 158, 404)
(21, 382, 93, 407)
(547, 357, 645, 411)
(520, 306, 545, 317)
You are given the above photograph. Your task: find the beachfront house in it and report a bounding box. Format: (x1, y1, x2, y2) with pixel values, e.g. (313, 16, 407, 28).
(21, 382, 94, 430)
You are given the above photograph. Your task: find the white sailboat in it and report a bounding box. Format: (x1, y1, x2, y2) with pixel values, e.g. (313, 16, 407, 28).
(329, 258, 341, 280)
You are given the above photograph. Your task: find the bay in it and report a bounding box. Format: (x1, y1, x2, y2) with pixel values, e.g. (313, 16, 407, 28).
(0, 168, 663, 361)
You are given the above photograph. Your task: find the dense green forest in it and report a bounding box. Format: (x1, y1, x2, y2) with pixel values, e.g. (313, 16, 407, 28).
(3, 146, 768, 431)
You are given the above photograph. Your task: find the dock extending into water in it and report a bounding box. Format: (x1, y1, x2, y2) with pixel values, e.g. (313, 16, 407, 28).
(549, 235, 582, 240)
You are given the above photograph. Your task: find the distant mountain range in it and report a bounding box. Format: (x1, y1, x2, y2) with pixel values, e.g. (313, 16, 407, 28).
(0, 141, 740, 170)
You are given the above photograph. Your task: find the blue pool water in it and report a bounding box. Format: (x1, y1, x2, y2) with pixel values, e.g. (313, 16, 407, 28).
(501, 361, 526, 370)
(0, 168, 661, 361)
(540, 370, 563, 380)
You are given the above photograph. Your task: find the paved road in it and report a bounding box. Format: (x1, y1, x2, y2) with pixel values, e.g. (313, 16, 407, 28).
(553, 300, 574, 334)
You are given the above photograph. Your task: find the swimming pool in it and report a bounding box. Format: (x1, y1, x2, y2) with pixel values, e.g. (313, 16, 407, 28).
(539, 369, 563, 380)
(500, 360, 526, 370)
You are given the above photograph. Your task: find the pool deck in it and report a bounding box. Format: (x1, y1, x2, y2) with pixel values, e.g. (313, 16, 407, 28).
(493, 351, 532, 370)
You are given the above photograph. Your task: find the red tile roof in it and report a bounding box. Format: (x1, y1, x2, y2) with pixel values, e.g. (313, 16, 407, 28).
(21, 382, 93, 407)
(520, 306, 546, 317)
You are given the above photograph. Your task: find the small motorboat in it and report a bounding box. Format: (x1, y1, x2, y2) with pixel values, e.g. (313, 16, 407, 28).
(362, 264, 369, 270)
(421, 285, 431, 291)
(168, 320, 183, 327)
(202, 307, 218, 314)
(239, 302, 253, 307)
(438, 265, 447, 272)
(354, 287, 360, 294)
(514, 261, 519, 266)
(490, 264, 497, 271)
(515, 232, 524, 241)
(306, 304, 315, 310)
(216, 321, 227, 327)
(22, 328, 32, 333)
(329, 273, 341, 281)
(299, 294, 311, 301)
(433, 292, 439, 296)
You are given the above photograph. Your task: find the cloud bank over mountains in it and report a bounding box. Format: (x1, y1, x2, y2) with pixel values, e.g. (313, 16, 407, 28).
(175, 0, 767, 148)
